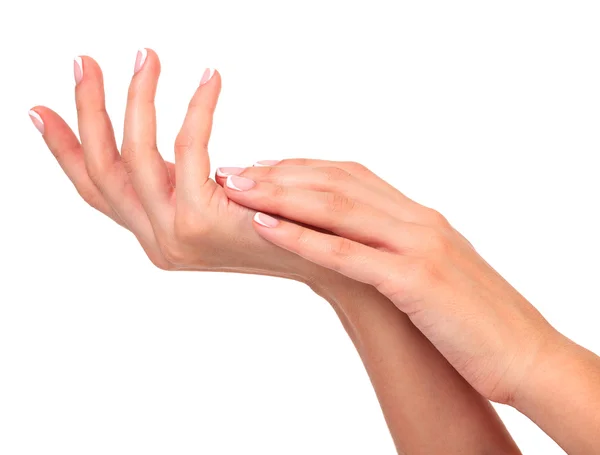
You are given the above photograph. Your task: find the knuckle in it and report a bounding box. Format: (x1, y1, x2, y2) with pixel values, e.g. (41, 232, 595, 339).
(422, 227, 452, 257)
(174, 133, 208, 158)
(330, 236, 355, 258)
(376, 270, 408, 303)
(341, 161, 370, 175)
(120, 146, 138, 176)
(425, 208, 451, 228)
(279, 158, 308, 166)
(320, 166, 351, 182)
(326, 192, 356, 214)
(245, 165, 277, 180)
(85, 155, 115, 186)
(411, 256, 443, 287)
(174, 133, 192, 156)
(263, 165, 279, 178)
(293, 226, 309, 247)
(270, 184, 287, 200)
(76, 103, 106, 118)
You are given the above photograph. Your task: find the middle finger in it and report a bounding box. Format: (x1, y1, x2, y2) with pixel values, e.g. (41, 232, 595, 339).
(222, 176, 419, 251)
(216, 165, 426, 226)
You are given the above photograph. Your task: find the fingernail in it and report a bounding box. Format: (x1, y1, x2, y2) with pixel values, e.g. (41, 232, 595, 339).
(74, 56, 83, 85)
(254, 160, 280, 167)
(216, 167, 244, 177)
(134, 48, 148, 74)
(254, 212, 279, 228)
(28, 110, 44, 134)
(200, 68, 215, 86)
(226, 175, 256, 191)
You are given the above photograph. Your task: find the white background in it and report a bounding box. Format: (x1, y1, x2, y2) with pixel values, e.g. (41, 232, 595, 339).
(1, 1, 599, 453)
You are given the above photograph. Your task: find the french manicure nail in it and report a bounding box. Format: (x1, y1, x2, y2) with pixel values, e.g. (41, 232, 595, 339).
(226, 175, 256, 191)
(200, 68, 215, 86)
(28, 110, 44, 134)
(254, 212, 279, 228)
(216, 167, 245, 177)
(254, 160, 280, 167)
(74, 56, 83, 85)
(134, 48, 147, 74)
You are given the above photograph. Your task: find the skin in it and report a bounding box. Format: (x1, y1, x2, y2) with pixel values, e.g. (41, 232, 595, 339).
(217, 161, 600, 454)
(29, 49, 523, 453)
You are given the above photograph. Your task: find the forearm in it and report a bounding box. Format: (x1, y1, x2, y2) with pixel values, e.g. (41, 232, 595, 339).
(513, 332, 600, 454)
(310, 275, 520, 455)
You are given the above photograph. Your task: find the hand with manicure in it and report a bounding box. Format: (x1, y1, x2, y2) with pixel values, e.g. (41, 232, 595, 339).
(28, 49, 330, 284)
(214, 160, 562, 405)
(29, 52, 600, 454)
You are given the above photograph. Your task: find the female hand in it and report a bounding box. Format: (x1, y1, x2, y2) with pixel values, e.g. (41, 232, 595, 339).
(215, 159, 561, 405)
(29, 50, 328, 283)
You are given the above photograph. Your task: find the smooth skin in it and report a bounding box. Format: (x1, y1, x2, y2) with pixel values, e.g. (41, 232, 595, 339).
(217, 161, 600, 454)
(29, 49, 524, 453)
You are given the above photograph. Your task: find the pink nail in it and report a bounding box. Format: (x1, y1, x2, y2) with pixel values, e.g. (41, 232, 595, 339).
(226, 175, 256, 191)
(29, 110, 44, 134)
(216, 167, 244, 177)
(254, 160, 280, 167)
(134, 48, 147, 74)
(74, 57, 83, 85)
(254, 212, 279, 228)
(200, 68, 215, 86)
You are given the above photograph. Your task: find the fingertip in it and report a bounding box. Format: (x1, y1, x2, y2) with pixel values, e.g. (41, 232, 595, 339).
(29, 104, 44, 114)
(139, 48, 161, 73)
(200, 68, 215, 86)
(73, 55, 106, 94)
(253, 212, 280, 228)
(75, 55, 98, 72)
(134, 48, 148, 74)
(128, 48, 161, 93)
(30, 105, 66, 123)
(225, 175, 256, 191)
(28, 108, 44, 135)
(144, 48, 159, 60)
(216, 167, 244, 178)
(199, 68, 221, 93)
(74, 56, 83, 85)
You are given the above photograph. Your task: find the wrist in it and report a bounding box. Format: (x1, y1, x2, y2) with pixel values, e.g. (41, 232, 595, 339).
(510, 328, 573, 410)
(511, 331, 600, 454)
(307, 272, 371, 307)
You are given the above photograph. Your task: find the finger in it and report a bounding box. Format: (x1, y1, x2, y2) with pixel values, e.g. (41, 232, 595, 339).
(74, 55, 157, 245)
(223, 176, 418, 251)
(260, 158, 413, 205)
(252, 212, 413, 295)
(121, 48, 173, 224)
(32, 107, 172, 269)
(30, 106, 126, 228)
(216, 165, 426, 225)
(269, 159, 446, 227)
(175, 68, 221, 205)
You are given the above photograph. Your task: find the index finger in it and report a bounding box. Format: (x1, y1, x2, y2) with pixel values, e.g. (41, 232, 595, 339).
(175, 68, 221, 206)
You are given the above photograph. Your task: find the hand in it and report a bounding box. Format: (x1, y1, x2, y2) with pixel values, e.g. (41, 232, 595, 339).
(215, 159, 560, 404)
(29, 50, 325, 283)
